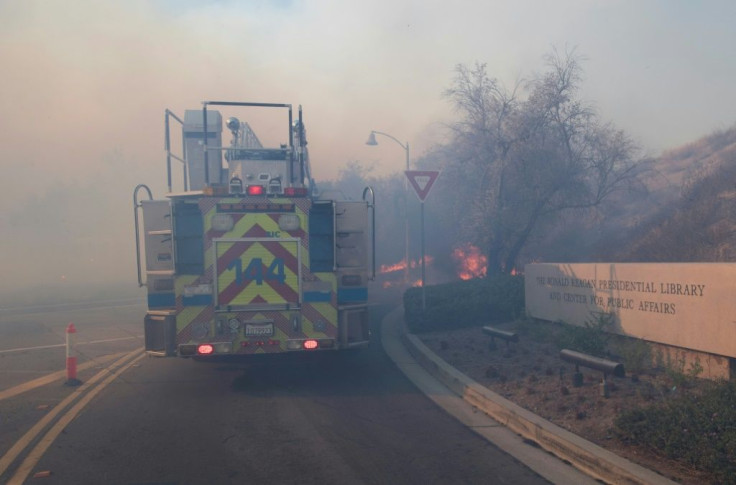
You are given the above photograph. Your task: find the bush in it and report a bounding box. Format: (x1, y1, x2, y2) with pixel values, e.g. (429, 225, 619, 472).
(614, 379, 736, 484)
(403, 274, 524, 333)
(553, 312, 613, 357)
(614, 338, 652, 375)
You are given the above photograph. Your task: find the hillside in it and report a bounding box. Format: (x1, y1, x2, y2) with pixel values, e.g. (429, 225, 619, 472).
(523, 124, 736, 264)
(616, 125, 736, 261)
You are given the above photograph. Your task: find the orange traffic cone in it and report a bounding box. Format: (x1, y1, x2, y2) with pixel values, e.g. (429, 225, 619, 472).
(65, 323, 82, 386)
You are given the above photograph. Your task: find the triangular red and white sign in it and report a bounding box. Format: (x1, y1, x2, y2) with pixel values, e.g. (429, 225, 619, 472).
(405, 170, 440, 201)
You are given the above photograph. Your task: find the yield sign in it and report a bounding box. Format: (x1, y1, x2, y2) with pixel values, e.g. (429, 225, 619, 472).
(405, 170, 440, 202)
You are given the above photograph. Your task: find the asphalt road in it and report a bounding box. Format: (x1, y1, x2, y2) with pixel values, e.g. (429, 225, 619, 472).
(1, 297, 549, 484)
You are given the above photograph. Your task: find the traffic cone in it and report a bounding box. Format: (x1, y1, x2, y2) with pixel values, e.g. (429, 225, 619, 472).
(65, 323, 82, 386)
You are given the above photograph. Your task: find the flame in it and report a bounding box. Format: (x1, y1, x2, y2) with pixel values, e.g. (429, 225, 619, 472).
(379, 260, 408, 274)
(379, 256, 434, 274)
(382, 278, 424, 288)
(379, 257, 434, 288)
(452, 243, 487, 280)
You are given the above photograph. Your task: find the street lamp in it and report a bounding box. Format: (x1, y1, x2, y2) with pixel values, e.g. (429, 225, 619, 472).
(366, 130, 410, 283)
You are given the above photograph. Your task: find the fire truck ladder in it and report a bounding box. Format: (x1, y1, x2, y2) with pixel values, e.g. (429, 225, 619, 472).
(234, 121, 262, 148)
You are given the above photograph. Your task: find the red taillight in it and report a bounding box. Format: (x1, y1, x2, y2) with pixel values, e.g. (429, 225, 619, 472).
(247, 185, 265, 196)
(303, 339, 319, 350)
(197, 344, 214, 355)
(283, 187, 308, 197)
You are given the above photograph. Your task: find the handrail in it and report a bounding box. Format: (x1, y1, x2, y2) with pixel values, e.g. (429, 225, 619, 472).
(362, 186, 376, 280)
(332, 200, 337, 272)
(133, 184, 153, 287)
(165, 109, 187, 193)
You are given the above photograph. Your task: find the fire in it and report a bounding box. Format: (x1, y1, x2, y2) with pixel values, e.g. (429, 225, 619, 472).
(379, 256, 434, 274)
(452, 243, 487, 280)
(382, 279, 422, 288)
(379, 260, 408, 274)
(379, 257, 434, 288)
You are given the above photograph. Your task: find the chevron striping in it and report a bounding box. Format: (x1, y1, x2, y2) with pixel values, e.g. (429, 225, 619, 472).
(216, 240, 300, 305)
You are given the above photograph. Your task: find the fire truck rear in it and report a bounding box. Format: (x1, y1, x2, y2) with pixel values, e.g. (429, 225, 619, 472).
(133, 101, 374, 358)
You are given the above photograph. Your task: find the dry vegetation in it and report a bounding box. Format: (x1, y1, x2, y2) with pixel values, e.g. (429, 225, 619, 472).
(620, 129, 736, 262)
(608, 125, 736, 262)
(419, 321, 720, 485)
(401, 122, 736, 485)
(520, 124, 736, 265)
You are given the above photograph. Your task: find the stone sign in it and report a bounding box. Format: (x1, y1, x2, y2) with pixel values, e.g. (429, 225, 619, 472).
(525, 263, 736, 359)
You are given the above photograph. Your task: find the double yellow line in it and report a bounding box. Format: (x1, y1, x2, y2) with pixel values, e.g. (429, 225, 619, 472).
(0, 348, 145, 484)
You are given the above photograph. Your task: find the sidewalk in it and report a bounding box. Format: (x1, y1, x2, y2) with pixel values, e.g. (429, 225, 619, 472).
(381, 305, 677, 485)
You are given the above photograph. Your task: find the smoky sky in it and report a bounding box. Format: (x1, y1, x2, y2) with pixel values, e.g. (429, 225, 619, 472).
(1, 0, 735, 294)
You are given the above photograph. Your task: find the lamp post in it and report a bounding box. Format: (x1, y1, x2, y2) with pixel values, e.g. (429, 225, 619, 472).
(366, 130, 410, 283)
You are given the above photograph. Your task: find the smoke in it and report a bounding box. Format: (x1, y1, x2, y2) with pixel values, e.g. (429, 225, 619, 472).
(1, 0, 734, 297)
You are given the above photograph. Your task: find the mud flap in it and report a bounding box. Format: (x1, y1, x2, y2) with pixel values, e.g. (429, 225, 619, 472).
(339, 305, 370, 349)
(144, 312, 177, 356)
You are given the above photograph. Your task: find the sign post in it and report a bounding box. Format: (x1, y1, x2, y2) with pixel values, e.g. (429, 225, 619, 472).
(405, 170, 440, 311)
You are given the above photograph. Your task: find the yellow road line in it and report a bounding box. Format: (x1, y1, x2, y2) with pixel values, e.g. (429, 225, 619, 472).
(0, 351, 129, 402)
(8, 351, 147, 484)
(0, 349, 142, 480)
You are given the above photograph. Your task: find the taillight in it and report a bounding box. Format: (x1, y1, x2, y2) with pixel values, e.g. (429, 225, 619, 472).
(283, 187, 308, 197)
(247, 185, 265, 196)
(197, 344, 214, 355)
(303, 339, 319, 350)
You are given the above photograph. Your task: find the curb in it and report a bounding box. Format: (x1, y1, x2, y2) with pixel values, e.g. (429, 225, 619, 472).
(396, 313, 676, 485)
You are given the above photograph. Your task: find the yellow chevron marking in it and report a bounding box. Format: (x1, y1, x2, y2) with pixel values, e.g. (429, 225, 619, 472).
(176, 307, 205, 331)
(216, 241, 299, 306)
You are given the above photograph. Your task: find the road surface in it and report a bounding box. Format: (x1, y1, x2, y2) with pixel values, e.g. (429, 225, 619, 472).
(0, 296, 551, 484)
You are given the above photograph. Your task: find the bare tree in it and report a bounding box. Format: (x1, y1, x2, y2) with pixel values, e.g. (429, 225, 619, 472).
(439, 48, 643, 274)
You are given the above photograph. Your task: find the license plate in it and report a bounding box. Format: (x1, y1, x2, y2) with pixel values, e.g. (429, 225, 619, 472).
(245, 323, 274, 337)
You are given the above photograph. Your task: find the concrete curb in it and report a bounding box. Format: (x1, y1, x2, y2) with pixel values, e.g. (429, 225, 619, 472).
(397, 313, 676, 485)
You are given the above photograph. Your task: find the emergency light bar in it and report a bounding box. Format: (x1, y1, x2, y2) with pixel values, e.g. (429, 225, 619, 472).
(244, 185, 307, 197)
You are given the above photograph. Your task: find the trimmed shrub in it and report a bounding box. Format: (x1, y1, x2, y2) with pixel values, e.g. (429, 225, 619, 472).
(403, 274, 524, 333)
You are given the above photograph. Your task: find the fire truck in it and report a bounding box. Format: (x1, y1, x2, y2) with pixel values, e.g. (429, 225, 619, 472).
(133, 101, 375, 358)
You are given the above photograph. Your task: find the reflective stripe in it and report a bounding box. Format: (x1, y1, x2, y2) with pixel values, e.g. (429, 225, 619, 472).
(148, 293, 176, 308)
(303, 291, 331, 302)
(337, 287, 368, 303)
(182, 294, 213, 306)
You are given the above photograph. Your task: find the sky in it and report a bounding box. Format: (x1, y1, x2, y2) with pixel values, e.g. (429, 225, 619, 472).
(1, 0, 735, 295)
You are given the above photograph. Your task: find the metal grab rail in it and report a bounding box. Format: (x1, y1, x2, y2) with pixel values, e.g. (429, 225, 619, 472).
(482, 326, 518, 349)
(559, 349, 625, 377)
(165, 109, 187, 193)
(362, 186, 376, 280)
(560, 349, 625, 398)
(133, 184, 153, 287)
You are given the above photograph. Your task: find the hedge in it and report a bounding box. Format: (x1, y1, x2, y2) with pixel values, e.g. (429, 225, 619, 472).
(403, 274, 524, 333)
